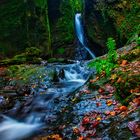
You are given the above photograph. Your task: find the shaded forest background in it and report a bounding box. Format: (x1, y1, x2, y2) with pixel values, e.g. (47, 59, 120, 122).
(0, 0, 139, 60)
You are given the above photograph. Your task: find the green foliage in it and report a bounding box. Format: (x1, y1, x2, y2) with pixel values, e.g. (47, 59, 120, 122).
(48, 58, 65, 63)
(119, 0, 140, 39)
(0, 47, 42, 65)
(69, 0, 83, 13)
(25, 47, 42, 56)
(89, 58, 117, 76)
(57, 48, 65, 55)
(120, 47, 140, 62)
(0, 0, 52, 57)
(33, 0, 46, 8)
(89, 38, 118, 76)
(106, 38, 117, 63)
(56, 0, 83, 44)
(7, 65, 46, 84)
(113, 71, 140, 105)
(109, 0, 140, 40)
(136, 36, 140, 45)
(57, 1, 74, 43)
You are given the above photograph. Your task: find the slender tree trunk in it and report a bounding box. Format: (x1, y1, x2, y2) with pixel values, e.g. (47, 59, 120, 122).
(45, 0, 52, 56)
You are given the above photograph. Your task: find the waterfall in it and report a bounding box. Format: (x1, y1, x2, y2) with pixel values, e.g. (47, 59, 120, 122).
(75, 13, 96, 59)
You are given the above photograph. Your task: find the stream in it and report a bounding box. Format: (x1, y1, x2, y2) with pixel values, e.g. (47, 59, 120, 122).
(0, 61, 94, 140)
(0, 12, 139, 140)
(0, 61, 139, 140)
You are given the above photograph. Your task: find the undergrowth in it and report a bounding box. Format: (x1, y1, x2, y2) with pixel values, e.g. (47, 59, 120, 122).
(89, 37, 118, 76)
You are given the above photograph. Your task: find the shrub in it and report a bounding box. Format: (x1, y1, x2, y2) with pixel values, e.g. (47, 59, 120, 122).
(89, 37, 118, 76)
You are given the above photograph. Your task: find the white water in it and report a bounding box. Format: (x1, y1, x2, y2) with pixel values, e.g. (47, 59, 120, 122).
(0, 116, 42, 140)
(75, 13, 96, 59)
(56, 62, 90, 83)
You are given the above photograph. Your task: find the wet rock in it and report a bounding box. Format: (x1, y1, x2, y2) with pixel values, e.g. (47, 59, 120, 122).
(0, 96, 6, 107)
(16, 85, 31, 96)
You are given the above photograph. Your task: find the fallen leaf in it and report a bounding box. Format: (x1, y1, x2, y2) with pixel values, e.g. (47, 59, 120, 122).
(92, 121, 100, 128)
(116, 77, 122, 83)
(83, 90, 91, 94)
(133, 98, 140, 106)
(96, 102, 101, 107)
(120, 60, 128, 66)
(128, 121, 138, 133)
(106, 100, 113, 106)
(110, 74, 117, 80)
(105, 110, 110, 115)
(79, 125, 85, 132)
(82, 117, 90, 124)
(45, 134, 62, 140)
(98, 88, 105, 94)
(119, 106, 127, 112)
(78, 136, 84, 140)
(86, 129, 96, 137)
(135, 127, 140, 137)
(90, 77, 99, 83)
(73, 127, 79, 134)
(110, 111, 116, 116)
(96, 117, 102, 121)
(105, 84, 116, 94)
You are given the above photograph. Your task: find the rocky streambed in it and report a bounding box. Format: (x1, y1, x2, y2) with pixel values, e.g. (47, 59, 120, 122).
(0, 54, 140, 140)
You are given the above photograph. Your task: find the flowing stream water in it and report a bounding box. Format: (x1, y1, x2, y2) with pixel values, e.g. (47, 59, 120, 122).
(0, 61, 93, 140)
(75, 13, 96, 59)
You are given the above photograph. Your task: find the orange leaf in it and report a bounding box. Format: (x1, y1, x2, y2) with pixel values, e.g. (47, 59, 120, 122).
(120, 60, 128, 66)
(133, 98, 140, 106)
(90, 77, 99, 83)
(96, 117, 102, 121)
(78, 136, 84, 140)
(110, 111, 116, 116)
(119, 106, 127, 112)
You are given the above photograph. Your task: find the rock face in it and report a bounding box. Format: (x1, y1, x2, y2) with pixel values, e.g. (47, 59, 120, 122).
(84, 0, 140, 55)
(48, 0, 77, 59)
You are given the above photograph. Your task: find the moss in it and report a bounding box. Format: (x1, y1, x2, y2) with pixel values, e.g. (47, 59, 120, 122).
(56, 47, 65, 55)
(0, 0, 51, 58)
(107, 0, 140, 40)
(85, 0, 140, 49)
(48, 58, 65, 63)
(0, 47, 42, 65)
(120, 47, 140, 61)
(7, 64, 48, 84)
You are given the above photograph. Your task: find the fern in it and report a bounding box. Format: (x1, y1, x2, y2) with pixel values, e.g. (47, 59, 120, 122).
(89, 37, 118, 76)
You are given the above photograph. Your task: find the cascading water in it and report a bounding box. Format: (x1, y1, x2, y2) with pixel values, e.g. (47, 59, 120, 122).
(75, 13, 96, 59)
(0, 62, 93, 140)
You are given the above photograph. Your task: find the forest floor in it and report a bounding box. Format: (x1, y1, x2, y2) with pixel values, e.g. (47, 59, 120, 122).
(0, 43, 140, 140)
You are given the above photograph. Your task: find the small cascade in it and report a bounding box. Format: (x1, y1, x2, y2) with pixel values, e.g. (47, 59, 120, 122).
(0, 62, 93, 139)
(75, 13, 96, 59)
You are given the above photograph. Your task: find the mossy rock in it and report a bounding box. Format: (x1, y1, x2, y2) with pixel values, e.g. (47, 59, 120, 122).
(25, 47, 42, 57)
(120, 47, 140, 61)
(48, 58, 65, 63)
